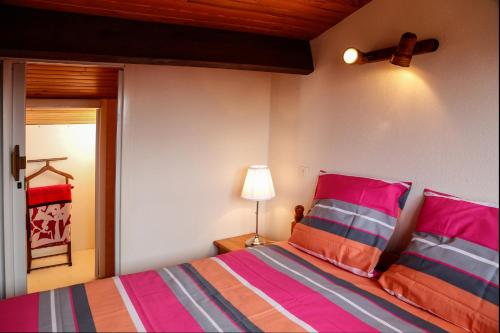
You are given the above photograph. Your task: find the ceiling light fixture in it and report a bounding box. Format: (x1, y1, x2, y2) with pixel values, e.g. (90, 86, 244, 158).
(343, 32, 439, 67)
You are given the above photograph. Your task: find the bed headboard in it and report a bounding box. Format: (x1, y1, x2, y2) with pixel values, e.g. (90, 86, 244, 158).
(290, 204, 304, 233)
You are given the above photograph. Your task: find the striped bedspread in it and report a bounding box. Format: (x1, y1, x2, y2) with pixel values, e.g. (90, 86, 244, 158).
(0, 243, 466, 332)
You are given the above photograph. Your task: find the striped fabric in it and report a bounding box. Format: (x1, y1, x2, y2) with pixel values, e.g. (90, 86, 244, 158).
(0, 243, 465, 332)
(289, 173, 411, 277)
(379, 189, 499, 333)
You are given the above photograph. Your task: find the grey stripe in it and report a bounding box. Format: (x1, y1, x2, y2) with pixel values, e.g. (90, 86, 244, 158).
(167, 267, 241, 332)
(303, 216, 387, 249)
(249, 247, 425, 333)
(70, 284, 96, 332)
(407, 238, 499, 285)
(414, 232, 499, 264)
(315, 199, 397, 227)
(55, 288, 76, 332)
(399, 253, 498, 305)
(181, 263, 261, 332)
(311, 202, 394, 240)
(157, 267, 241, 332)
(38, 291, 52, 332)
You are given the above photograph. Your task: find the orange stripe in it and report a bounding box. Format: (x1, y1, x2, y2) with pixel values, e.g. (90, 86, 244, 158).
(379, 264, 498, 333)
(84, 278, 137, 332)
(276, 242, 466, 333)
(190, 258, 307, 332)
(289, 223, 381, 273)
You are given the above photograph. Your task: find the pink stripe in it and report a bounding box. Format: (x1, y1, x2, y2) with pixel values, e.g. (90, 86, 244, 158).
(403, 251, 499, 287)
(219, 251, 378, 332)
(417, 193, 499, 250)
(120, 270, 203, 332)
(269, 247, 425, 332)
(309, 215, 389, 240)
(69, 287, 80, 332)
(314, 173, 410, 217)
(0, 293, 39, 332)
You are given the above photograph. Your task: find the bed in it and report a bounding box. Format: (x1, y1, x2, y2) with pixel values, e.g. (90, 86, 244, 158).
(0, 242, 465, 332)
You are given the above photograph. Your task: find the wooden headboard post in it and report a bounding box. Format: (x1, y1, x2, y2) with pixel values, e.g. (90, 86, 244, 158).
(291, 205, 304, 234)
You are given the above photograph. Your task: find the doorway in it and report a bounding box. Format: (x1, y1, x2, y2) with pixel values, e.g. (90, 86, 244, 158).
(1, 61, 121, 296)
(25, 104, 99, 292)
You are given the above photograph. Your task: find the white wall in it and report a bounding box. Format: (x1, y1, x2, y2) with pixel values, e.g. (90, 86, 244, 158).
(121, 65, 271, 273)
(0, 60, 4, 298)
(267, 0, 499, 251)
(26, 124, 96, 253)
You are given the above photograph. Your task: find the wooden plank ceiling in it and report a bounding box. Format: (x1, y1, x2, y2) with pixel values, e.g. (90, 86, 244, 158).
(26, 63, 118, 99)
(4, 0, 372, 40)
(26, 108, 97, 125)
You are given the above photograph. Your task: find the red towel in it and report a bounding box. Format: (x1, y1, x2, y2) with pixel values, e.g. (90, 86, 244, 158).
(27, 184, 72, 249)
(27, 184, 72, 207)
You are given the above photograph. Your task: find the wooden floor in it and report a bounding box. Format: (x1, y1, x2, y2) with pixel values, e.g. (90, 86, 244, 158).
(27, 249, 95, 293)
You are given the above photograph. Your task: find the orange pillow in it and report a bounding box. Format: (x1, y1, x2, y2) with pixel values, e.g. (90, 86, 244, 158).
(379, 189, 499, 333)
(289, 173, 412, 277)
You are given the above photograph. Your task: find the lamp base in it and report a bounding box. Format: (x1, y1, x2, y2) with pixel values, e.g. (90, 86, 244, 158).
(245, 234, 264, 247)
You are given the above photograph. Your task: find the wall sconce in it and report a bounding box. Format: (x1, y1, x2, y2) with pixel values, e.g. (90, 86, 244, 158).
(343, 32, 439, 67)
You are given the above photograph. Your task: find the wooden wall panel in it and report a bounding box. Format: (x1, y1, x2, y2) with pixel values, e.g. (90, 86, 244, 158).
(3, 0, 372, 40)
(26, 64, 119, 99)
(25, 108, 97, 125)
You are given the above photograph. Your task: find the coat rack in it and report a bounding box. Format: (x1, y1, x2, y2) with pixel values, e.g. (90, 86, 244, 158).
(25, 157, 74, 272)
(25, 157, 74, 188)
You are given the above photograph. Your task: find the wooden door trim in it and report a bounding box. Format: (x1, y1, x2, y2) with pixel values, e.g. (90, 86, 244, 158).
(96, 99, 118, 278)
(114, 70, 124, 275)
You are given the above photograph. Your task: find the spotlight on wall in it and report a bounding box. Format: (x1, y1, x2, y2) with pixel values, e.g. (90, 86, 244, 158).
(390, 32, 417, 67)
(342, 32, 439, 67)
(342, 47, 365, 64)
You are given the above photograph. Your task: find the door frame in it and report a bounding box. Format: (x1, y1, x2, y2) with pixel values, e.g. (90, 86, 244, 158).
(1, 60, 27, 298)
(0, 58, 125, 298)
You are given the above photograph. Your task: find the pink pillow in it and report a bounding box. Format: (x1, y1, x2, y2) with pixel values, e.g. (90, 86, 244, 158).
(379, 189, 499, 333)
(289, 172, 412, 277)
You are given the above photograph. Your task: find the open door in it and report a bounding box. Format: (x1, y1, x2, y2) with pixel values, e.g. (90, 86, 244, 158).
(2, 61, 27, 297)
(2, 61, 122, 297)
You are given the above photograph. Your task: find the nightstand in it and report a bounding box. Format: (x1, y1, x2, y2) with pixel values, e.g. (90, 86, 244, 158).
(213, 233, 275, 255)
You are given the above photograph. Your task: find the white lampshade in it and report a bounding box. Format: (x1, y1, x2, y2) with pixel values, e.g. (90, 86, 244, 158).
(241, 165, 275, 201)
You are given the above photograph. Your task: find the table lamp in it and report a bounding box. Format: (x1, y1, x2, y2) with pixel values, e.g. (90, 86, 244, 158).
(241, 165, 275, 247)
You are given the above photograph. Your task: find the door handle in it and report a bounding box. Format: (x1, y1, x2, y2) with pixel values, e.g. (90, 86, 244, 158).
(11, 145, 26, 182)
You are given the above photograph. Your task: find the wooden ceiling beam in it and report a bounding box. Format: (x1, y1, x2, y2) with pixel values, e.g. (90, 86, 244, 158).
(0, 5, 314, 75)
(2, 0, 371, 40)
